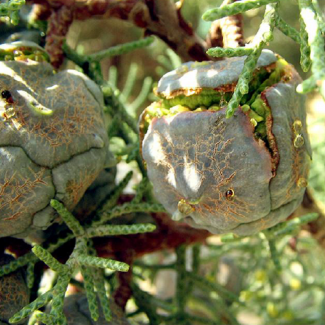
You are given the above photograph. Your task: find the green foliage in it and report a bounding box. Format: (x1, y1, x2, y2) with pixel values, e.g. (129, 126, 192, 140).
(206, 0, 325, 116)
(0, 1, 325, 324)
(0, 0, 25, 25)
(202, 0, 278, 21)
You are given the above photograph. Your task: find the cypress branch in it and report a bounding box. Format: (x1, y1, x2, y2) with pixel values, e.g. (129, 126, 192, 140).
(187, 272, 242, 305)
(95, 202, 165, 227)
(226, 3, 277, 117)
(275, 15, 302, 43)
(26, 262, 35, 289)
(50, 274, 70, 325)
(299, 17, 312, 72)
(50, 199, 85, 237)
(93, 268, 112, 321)
(32, 246, 69, 274)
(175, 245, 187, 315)
(86, 37, 155, 62)
(77, 255, 129, 272)
(9, 290, 54, 323)
(121, 63, 139, 102)
(128, 76, 153, 113)
(0, 252, 36, 277)
(63, 37, 155, 65)
(35, 312, 56, 325)
(86, 223, 156, 238)
(297, 0, 325, 99)
(207, 46, 254, 57)
(202, 0, 278, 21)
(80, 265, 99, 321)
(267, 238, 281, 271)
(132, 177, 150, 203)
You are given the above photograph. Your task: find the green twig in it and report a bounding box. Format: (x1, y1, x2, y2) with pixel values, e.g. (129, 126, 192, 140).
(131, 283, 161, 325)
(297, 0, 325, 99)
(26, 262, 35, 289)
(187, 272, 242, 305)
(49, 274, 70, 325)
(128, 76, 153, 113)
(77, 255, 129, 272)
(63, 37, 155, 65)
(0, 0, 25, 25)
(275, 14, 302, 43)
(92, 268, 112, 321)
(226, 3, 277, 117)
(120, 63, 138, 102)
(175, 245, 188, 315)
(32, 246, 69, 274)
(207, 46, 254, 57)
(95, 202, 166, 226)
(97, 171, 133, 215)
(87, 37, 155, 62)
(299, 16, 312, 72)
(202, 0, 278, 21)
(80, 265, 99, 321)
(9, 290, 54, 323)
(51, 199, 85, 237)
(132, 177, 150, 203)
(85, 223, 156, 238)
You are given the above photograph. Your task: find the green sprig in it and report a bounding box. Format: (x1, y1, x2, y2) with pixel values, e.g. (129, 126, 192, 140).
(202, 0, 278, 21)
(85, 223, 156, 238)
(26, 262, 35, 289)
(32, 245, 69, 274)
(0, 0, 25, 25)
(0, 233, 74, 277)
(128, 76, 153, 113)
(77, 255, 129, 272)
(96, 202, 166, 226)
(132, 177, 150, 203)
(120, 63, 138, 102)
(35, 312, 56, 325)
(297, 0, 325, 99)
(187, 272, 242, 304)
(97, 171, 133, 214)
(312, 0, 325, 34)
(275, 14, 302, 43)
(221, 233, 241, 243)
(92, 268, 112, 321)
(0, 252, 36, 277)
(299, 17, 312, 72)
(267, 238, 281, 271)
(175, 245, 188, 314)
(80, 265, 99, 321)
(226, 3, 277, 117)
(51, 199, 85, 236)
(273, 213, 319, 237)
(131, 283, 161, 325)
(9, 290, 54, 323)
(63, 37, 155, 65)
(49, 274, 70, 325)
(87, 37, 155, 62)
(207, 46, 254, 57)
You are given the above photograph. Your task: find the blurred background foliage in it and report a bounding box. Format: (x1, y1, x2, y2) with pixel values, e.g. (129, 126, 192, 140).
(0, 0, 325, 324)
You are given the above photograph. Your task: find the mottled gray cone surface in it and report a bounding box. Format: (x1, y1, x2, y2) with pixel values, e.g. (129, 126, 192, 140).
(141, 50, 311, 236)
(0, 42, 111, 239)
